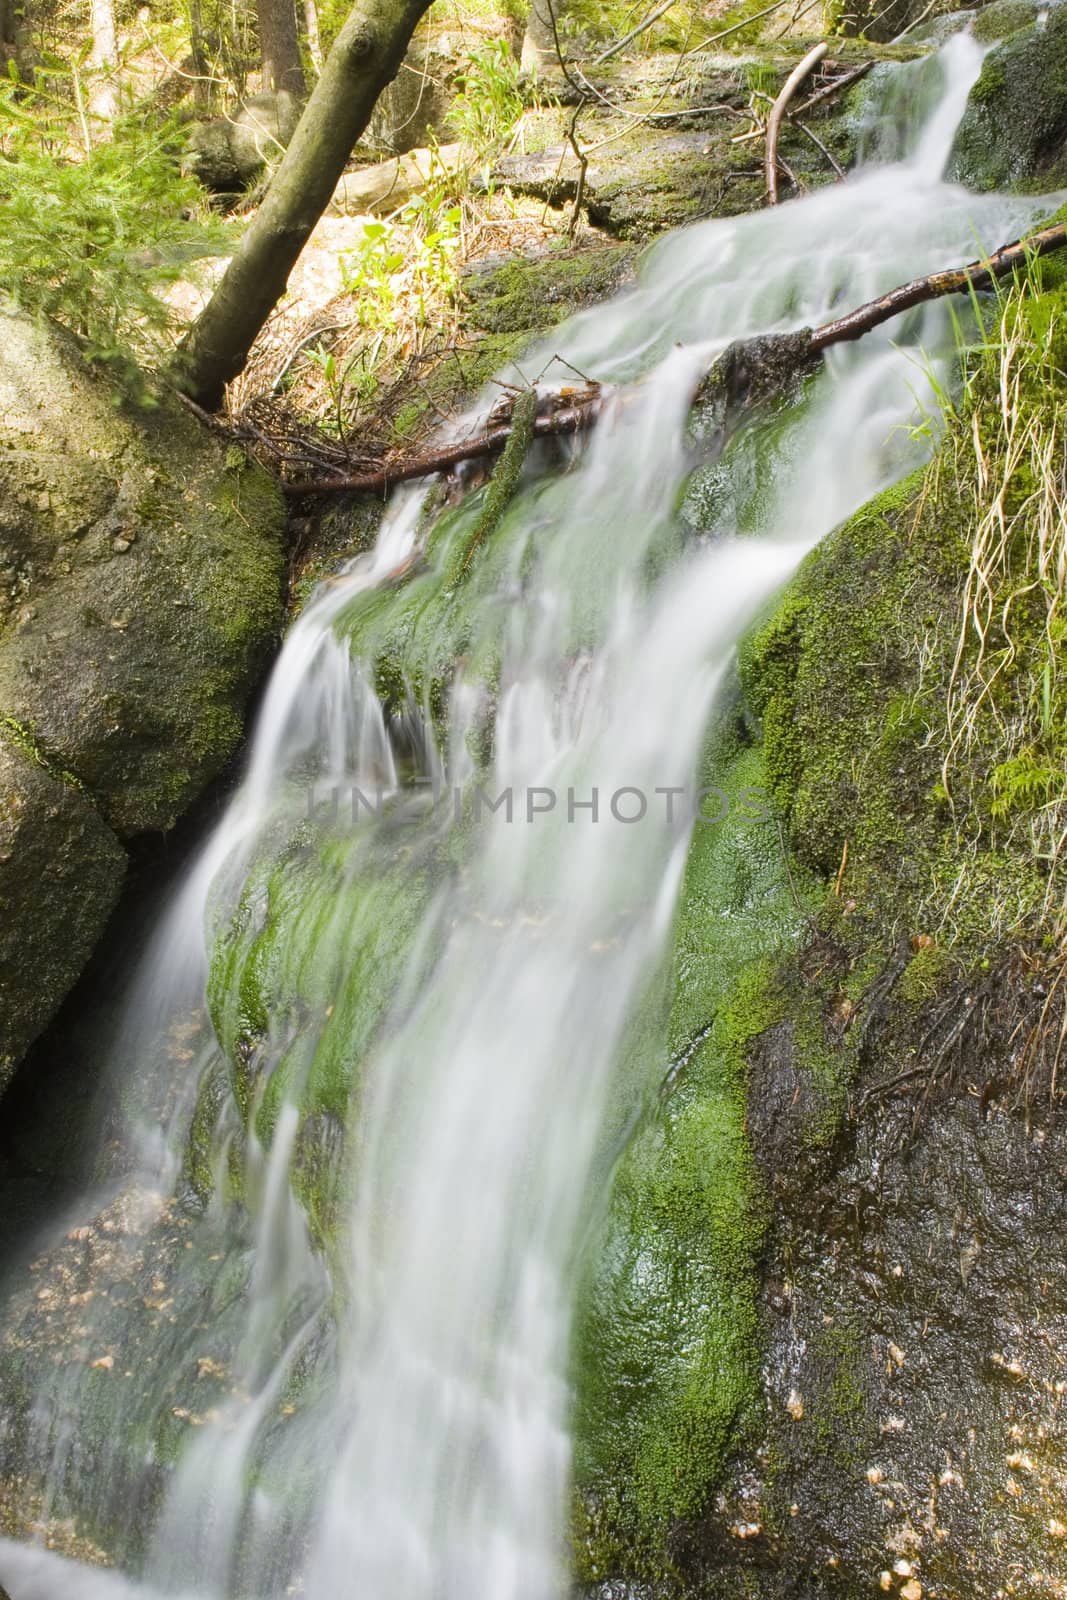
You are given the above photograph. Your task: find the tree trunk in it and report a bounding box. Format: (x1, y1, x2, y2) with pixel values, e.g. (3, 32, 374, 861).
(88, 0, 119, 126)
(257, 0, 306, 96)
(0, 0, 34, 80)
(304, 0, 323, 73)
(521, 0, 563, 69)
(188, 0, 211, 110)
(174, 0, 435, 409)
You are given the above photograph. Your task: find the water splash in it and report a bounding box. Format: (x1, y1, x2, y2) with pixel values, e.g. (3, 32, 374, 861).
(0, 30, 1056, 1600)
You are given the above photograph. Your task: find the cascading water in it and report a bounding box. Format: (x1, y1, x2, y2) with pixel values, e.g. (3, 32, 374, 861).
(0, 31, 1058, 1600)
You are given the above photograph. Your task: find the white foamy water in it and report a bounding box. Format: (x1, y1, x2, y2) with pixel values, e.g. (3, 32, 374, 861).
(0, 29, 1057, 1600)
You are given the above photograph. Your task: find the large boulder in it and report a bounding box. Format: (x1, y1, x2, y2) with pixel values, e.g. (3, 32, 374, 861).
(948, 9, 1067, 191)
(0, 309, 286, 1079)
(184, 90, 301, 191)
(0, 730, 126, 1094)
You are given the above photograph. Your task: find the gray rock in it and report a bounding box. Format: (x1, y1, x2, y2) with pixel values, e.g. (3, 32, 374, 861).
(948, 9, 1067, 191)
(184, 90, 301, 191)
(0, 309, 286, 1079)
(0, 729, 125, 1093)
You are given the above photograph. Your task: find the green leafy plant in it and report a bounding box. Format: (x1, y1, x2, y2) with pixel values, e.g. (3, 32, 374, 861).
(0, 61, 229, 400)
(339, 193, 462, 334)
(449, 39, 525, 159)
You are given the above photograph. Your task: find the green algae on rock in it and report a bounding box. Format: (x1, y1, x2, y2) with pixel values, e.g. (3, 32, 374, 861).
(949, 9, 1067, 193)
(613, 263, 1067, 1599)
(572, 728, 810, 1583)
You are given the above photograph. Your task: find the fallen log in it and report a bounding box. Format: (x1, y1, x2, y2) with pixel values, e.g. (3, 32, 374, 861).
(285, 387, 605, 496)
(284, 220, 1067, 497)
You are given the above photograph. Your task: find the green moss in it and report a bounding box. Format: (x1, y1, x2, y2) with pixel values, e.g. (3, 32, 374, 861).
(463, 243, 636, 335)
(0, 711, 85, 792)
(737, 465, 966, 927)
(897, 941, 956, 1004)
(572, 733, 811, 1581)
(949, 11, 1067, 192)
(182, 1057, 230, 1206)
(800, 1321, 875, 1473)
(452, 387, 537, 581)
(970, 0, 1039, 38)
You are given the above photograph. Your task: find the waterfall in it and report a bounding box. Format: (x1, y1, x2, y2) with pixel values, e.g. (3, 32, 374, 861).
(0, 31, 1055, 1600)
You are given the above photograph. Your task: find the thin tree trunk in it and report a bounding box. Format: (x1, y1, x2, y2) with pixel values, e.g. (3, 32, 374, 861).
(521, 0, 561, 69)
(257, 0, 306, 95)
(174, 0, 435, 409)
(88, 0, 119, 126)
(304, 0, 323, 73)
(188, 0, 212, 110)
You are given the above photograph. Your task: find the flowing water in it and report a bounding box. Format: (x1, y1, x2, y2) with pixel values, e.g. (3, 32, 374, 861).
(0, 31, 1058, 1600)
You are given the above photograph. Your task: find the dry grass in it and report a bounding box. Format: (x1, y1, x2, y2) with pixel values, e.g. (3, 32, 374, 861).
(933, 277, 1067, 933)
(225, 181, 569, 475)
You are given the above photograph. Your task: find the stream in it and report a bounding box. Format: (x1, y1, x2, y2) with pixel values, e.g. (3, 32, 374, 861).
(0, 30, 1056, 1600)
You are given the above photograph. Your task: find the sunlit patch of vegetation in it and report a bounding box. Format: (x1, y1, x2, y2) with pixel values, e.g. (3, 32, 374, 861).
(0, 61, 228, 399)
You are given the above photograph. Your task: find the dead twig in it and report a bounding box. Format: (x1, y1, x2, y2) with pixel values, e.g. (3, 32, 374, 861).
(791, 115, 846, 180)
(792, 59, 874, 118)
(592, 0, 680, 66)
(765, 42, 828, 204)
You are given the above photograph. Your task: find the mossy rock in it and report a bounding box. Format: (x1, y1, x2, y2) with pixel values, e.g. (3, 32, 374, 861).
(490, 47, 865, 239)
(0, 728, 125, 1092)
(572, 732, 810, 1583)
(651, 273, 1067, 1597)
(463, 242, 636, 335)
(0, 309, 286, 839)
(970, 0, 1043, 43)
(948, 9, 1067, 191)
(0, 309, 285, 1083)
(184, 90, 301, 192)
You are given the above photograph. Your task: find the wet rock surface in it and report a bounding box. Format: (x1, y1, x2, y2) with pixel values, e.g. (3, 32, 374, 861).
(676, 1037, 1067, 1600)
(949, 8, 1067, 192)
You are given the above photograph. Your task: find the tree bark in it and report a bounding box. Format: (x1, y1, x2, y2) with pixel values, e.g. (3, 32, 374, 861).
(257, 0, 305, 96)
(88, 0, 119, 126)
(810, 221, 1067, 348)
(304, 0, 323, 74)
(188, 0, 211, 110)
(174, 0, 435, 409)
(765, 42, 827, 204)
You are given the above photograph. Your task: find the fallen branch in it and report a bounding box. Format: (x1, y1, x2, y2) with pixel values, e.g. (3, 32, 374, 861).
(592, 0, 679, 66)
(284, 387, 604, 496)
(282, 222, 1067, 497)
(791, 116, 846, 180)
(765, 42, 828, 204)
(809, 220, 1067, 349)
(792, 58, 874, 117)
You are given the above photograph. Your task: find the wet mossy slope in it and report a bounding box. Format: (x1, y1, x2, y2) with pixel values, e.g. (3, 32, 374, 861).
(572, 271, 1067, 1596)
